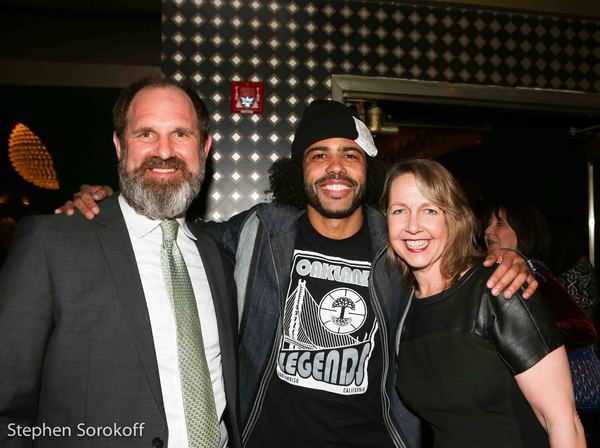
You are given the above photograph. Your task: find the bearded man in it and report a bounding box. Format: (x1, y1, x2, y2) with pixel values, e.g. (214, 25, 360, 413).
(0, 78, 241, 448)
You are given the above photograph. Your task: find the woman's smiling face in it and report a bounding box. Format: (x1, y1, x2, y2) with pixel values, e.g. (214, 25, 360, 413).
(387, 173, 448, 277)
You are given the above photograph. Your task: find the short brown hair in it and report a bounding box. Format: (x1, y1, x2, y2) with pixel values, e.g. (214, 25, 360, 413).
(112, 76, 210, 147)
(380, 159, 481, 286)
(482, 201, 550, 260)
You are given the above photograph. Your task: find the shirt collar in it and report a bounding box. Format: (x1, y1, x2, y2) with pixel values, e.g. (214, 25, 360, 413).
(118, 194, 197, 241)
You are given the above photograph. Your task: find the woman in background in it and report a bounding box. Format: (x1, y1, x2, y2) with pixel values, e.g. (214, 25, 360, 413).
(483, 202, 597, 351)
(382, 159, 585, 447)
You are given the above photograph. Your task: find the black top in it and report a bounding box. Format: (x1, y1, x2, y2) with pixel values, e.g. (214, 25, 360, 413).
(397, 263, 563, 448)
(248, 215, 393, 447)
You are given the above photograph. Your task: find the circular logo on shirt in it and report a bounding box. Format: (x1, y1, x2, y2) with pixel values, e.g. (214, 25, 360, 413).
(318, 288, 367, 334)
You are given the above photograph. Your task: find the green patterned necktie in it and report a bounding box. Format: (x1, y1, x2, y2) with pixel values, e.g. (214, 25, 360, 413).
(160, 220, 221, 448)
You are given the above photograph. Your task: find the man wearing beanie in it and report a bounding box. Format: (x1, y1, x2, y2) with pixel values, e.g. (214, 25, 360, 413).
(228, 100, 416, 447)
(59, 99, 534, 448)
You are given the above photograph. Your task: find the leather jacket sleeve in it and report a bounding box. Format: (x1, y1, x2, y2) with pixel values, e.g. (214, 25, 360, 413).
(476, 288, 564, 375)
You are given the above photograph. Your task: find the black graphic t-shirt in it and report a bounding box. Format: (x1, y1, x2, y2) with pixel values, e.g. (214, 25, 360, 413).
(247, 215, 394, 447)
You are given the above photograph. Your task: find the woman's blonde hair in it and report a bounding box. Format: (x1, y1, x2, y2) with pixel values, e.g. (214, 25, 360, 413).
(380, 159, 481, 286)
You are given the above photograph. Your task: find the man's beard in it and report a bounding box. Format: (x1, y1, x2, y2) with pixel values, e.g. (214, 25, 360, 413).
(118, 153, 204, 220)
(304, 174, 366, 219)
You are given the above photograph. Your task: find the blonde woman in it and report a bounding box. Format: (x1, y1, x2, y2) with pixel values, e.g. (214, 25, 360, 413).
(381, 159, 585, 448)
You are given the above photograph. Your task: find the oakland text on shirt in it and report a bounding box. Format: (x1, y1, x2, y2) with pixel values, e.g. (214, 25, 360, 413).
(294, 250, 370, 287)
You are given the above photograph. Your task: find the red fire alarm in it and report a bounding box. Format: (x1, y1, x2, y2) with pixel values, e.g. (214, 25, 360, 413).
(231, 81, 264, 114)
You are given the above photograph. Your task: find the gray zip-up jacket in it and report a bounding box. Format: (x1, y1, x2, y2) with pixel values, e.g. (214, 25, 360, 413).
(203, 203, 420, 448)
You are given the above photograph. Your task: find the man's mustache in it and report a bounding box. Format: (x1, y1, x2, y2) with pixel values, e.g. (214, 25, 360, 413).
(315, 173, 358, 187)
(140, 156, 187, 171)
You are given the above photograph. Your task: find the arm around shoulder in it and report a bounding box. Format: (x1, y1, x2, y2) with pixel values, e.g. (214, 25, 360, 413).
(54, 184, 114, 219)
(200, 206, 259, 258)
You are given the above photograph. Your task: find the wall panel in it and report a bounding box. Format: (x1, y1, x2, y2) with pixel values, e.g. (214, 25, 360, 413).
(161, 0, 600, 220)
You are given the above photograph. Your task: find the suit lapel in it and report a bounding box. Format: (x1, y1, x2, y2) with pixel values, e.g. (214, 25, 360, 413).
(95, 196, 165, 419)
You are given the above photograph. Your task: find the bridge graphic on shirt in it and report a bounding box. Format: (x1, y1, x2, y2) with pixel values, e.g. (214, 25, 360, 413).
(283, 279, 364, 350)
(277, 277, 376, 394)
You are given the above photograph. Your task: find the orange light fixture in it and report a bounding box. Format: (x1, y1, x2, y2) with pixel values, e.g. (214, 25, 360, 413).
(8, 122, 59, 190)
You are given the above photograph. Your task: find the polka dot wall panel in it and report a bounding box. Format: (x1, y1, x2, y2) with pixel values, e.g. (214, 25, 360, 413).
(161, 0, 600, 221)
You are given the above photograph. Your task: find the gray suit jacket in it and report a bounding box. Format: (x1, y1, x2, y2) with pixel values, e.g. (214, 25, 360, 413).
(0, 196, 241, 448)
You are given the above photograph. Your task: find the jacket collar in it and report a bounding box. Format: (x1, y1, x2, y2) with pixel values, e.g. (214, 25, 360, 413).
(254, 203, 305, 235)
(254, 203, 388, 258)
(364, 206, 389, 259)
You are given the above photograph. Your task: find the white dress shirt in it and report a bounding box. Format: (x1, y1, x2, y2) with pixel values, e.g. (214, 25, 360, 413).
(119, 195, 228, 448)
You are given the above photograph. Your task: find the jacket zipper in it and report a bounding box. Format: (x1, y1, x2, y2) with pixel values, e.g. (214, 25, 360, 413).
(241, 232, 284, 446)
(370, 246, 409, 448)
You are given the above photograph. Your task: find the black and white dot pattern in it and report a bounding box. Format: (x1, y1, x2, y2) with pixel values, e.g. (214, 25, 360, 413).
(162, 0, 600, 220)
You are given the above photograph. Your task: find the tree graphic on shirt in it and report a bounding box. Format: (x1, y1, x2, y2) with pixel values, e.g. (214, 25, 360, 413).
(331, 297, 355, 327)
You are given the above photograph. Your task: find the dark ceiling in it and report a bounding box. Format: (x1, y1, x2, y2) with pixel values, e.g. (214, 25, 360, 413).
(0, 0, 161, 67)
(0, 0, 160, 15)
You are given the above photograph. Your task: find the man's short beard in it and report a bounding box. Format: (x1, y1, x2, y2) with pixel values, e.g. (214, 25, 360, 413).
(118, 151, 204, 220)
(304, 174, 366, 219)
